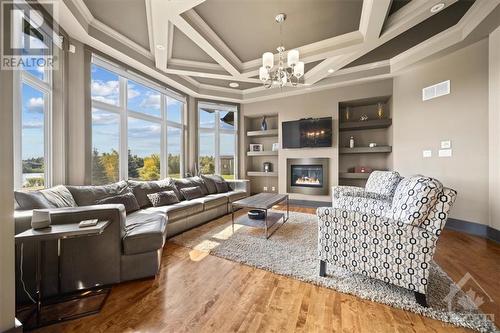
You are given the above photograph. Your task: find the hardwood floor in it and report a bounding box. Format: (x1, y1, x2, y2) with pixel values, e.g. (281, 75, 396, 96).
(36, 205, 499, 333)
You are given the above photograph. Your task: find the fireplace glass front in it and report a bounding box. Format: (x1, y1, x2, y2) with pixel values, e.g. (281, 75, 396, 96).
(290, 164, 323, 188)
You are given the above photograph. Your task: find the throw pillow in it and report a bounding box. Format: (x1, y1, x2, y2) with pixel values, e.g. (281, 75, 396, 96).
(200, 174, 225, 194)
(391, 176, 443, 226)
(96, 192, 140, 214)
(365, 171, 401, 197)
(147, 190, 180, 207)
(128, 178, 181, 208)
(66, 180, 130, 206)
(40, 185, 77, 208)
(14, 191, 55, 210)
(215, 180, 229, 193)
(179, 186, 204, 200)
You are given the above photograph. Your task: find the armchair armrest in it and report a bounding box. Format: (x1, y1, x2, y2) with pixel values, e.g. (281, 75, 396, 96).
(332, 185, 364, 200)
(226, 179, 250, 194)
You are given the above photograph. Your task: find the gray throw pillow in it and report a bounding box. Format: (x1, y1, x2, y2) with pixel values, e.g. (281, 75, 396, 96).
(67, 181, 130, 206)
(179, 186, 204, 200)
(128, 178, 181, 208)
(96, 192, 140, 214)
(215, 180, 229, 193)
(14, 191, 54, 210)
(147, 190, 180, 207)
(200, 174, 225, 194)
(40, 185, 77, 207)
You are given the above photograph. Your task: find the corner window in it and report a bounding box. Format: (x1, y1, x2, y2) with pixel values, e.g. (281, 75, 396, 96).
(197, 102, 238, 179)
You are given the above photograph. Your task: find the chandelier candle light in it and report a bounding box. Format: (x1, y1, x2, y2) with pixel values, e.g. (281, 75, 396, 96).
(259, 13, 304, 88)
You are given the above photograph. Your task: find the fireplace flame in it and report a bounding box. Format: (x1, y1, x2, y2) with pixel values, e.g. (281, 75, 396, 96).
(295, 176, 321, 185)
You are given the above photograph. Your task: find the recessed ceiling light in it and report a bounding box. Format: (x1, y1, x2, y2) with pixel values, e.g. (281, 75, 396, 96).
(328, 69, 334, 73)
(229, 82, 239, 88)
(156, 44, 165, 50)
(430, 3, 445, 13)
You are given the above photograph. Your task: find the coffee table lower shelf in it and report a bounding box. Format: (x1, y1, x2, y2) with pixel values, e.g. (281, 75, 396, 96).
(232, 211, 287, 239)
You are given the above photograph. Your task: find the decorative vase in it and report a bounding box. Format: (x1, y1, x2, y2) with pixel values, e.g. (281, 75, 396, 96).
(261, 116, 268, 130)
(377, 102, 384, 119)
(344, 107, 350, 122)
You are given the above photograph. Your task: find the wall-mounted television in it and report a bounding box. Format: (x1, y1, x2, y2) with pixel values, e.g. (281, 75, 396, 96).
(282, 117, 333, 149)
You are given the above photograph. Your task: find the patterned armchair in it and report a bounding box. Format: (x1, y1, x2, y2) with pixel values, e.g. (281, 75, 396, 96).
(318, 173, 457, 306)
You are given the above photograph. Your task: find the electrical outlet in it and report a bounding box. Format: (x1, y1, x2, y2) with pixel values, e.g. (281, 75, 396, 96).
(271, 186, 276, 191)
(263, 186, 268, 191)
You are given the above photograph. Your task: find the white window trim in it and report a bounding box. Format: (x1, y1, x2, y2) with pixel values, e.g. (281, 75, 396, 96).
(13, 28, 53, 190)
(197, 103, 238, 178)
(91, 55, 186, 182)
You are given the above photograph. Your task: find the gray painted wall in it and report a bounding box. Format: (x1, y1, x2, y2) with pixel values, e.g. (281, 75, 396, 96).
(489, 27, 500, 231)
(392, 39, 490, 226)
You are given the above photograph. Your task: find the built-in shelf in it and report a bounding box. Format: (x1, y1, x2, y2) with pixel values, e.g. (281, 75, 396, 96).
(339, 146, 392, 154)
(339, 119, 392, 131)
(247, 171, 278, 177)
(339, 172, 371, 179)
(247, 151, 278, 156)
(247, 129, 279, 137)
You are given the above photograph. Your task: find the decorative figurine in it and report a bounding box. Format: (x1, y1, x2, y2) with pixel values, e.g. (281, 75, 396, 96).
(261, 116, 268, 130)
(344, 107, 351, 122)
(377, 102, 384, 119)
(349, 136, 355, 148)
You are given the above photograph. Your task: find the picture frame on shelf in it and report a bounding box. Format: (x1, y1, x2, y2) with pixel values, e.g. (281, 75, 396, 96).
(249, 144, 263, 152)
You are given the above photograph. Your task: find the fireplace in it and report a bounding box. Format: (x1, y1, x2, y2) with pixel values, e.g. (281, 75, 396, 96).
(287, 158, 329, 195)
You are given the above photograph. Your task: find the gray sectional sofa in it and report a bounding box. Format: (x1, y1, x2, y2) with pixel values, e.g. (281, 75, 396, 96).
(14, 176, 249, 304)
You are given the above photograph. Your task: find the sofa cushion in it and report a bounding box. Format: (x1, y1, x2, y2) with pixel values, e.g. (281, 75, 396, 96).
(96, 192, 140, 214)
(66, 181, 130, 206)
(200, 174, 225, 194)
(179, 186, 204, 200)
(189, 194, 228, 210)
(123, 211, 167, 255)
(145, 200, 204, 222)
(391, 176, 443, 226)
(14, 185, 77, 210)
(365, 171, 401, 197)
(127, 178, 180, 208)
(225, 190, 247, 202)
(147, 190, 180, 207)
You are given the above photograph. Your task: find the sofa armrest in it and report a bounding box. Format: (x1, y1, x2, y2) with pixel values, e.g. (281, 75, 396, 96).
(226, 179, 250, 194)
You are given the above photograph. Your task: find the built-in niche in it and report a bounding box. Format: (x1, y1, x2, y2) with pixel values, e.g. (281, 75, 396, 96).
(338, 96, 393, 187)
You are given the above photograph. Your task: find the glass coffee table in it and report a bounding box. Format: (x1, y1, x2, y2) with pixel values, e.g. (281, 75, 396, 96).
(231, 193, 289, 239)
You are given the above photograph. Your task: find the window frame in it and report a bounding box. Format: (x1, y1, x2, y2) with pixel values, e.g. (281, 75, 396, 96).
(197, 101, 239, 179)
(90, 55, 186, 182)
(13, 17, 53, 190)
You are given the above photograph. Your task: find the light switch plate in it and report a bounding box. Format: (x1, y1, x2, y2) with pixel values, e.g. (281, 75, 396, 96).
(439, 149, 452, 157)
(423, 150, 432, 158)
(271, 186, 276, 191)
(441, 140, 451, 149)
(263, 186, 268, 191)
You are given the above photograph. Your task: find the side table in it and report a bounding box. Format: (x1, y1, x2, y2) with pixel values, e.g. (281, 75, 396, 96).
(15, 220, 110, 330)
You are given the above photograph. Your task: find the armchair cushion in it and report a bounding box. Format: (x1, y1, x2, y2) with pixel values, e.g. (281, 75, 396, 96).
(391, 176, 443, 226)
(332, 193, 392, 217)
(365, 171, 401, 197)
(332, 186, 364, 200)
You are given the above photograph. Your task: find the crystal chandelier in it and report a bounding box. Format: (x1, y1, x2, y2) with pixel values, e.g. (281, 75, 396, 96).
(259, 13, 304, 89)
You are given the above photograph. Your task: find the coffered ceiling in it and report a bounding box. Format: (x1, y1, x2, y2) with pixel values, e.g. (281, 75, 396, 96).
(60, 0, 500, 103)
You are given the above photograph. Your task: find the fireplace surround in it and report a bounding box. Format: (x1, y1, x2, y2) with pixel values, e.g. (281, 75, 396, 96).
(287, 158, 329, 195)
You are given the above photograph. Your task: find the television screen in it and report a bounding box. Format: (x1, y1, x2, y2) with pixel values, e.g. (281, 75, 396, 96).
(282, 117, 333, 148)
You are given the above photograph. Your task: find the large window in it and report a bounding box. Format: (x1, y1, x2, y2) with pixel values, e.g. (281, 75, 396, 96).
(91, 56, 186, 184)
(198, 102, 238, 179)
(14, 15, 53, 190)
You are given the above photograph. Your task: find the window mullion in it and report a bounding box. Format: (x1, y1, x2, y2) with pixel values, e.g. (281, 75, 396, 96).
(161, 95, 167, 178)
(215, 111, 220, 175)
(119, 77, 128, 180)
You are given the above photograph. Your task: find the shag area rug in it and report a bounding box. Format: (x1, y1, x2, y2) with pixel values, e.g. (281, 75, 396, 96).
(171, 210, 497, 332)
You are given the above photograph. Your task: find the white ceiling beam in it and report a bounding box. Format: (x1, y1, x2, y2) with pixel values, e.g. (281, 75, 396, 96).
(359, 0, 392, 41)
(165, 67, 262, 84)
(145, 0, 169, 71)
(170, 15, 240, 76)
(304, 0, 459, 85)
